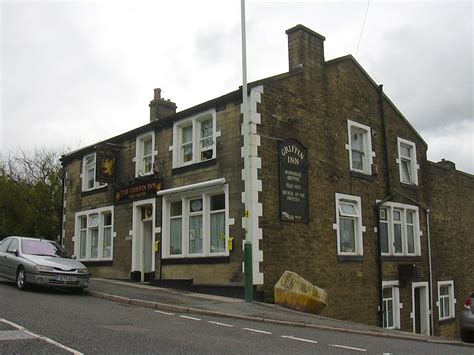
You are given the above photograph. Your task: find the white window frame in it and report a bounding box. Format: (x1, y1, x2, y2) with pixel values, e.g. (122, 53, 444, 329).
(81, 153, 106, 192)
(171, 109, 217, 168)
(134, 131, 156, 177)
(437, 280, 456, 320)
(378, 201, 421, 256)
(334, 193, 364, 256)
(397, 137, 419, 185)
(382, 280, 401, 329)
(346, 120, 374, 175)
(74, 206, 115, 261)
(162, 184, 229, 259)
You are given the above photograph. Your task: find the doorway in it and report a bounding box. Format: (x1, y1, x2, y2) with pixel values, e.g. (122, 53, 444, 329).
(131, 199, 156, 282)
(412, 282, 430, 335)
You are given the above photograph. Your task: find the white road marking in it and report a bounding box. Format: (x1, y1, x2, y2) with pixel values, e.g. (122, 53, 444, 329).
(281, 335, 318, 344)
(179, 315, 201, 321)
(329, 344, 367, 352)
(208, 321, 234, 327)
(154, 310, 174, 316)
(0, 318, 82, 354)
(243, 327, 272, 335)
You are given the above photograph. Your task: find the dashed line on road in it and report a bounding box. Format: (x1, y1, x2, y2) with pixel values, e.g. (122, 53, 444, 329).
(0, 318, 82, 354)
(154, 310, 174, 316)
(329, 344, 367, 352)
(243, 327, 272, 335)
(281, 335, 318, 344)
(208, 321, 234, 327)
(179, 315, 201, 321)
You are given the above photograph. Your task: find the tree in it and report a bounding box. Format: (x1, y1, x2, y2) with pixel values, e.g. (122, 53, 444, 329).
(0, 148, 64, 240)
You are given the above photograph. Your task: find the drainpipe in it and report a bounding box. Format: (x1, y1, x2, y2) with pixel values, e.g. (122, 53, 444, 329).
(376, 84, 391, 327)
(426, 208, 434, 336)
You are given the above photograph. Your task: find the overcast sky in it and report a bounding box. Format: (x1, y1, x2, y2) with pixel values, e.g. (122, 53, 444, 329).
(1, 0, 472, 173)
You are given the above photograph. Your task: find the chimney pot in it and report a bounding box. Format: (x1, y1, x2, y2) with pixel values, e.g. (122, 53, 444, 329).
(154, 88, 162, 100)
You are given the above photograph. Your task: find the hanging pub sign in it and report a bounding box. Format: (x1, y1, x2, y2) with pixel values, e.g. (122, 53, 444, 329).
(114, 180, 162, 204)
(279, 139, 308, 223)
(96, 144, 119, 184)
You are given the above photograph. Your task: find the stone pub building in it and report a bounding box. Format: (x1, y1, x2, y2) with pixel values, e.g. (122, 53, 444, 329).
(61, 25, 473, 339)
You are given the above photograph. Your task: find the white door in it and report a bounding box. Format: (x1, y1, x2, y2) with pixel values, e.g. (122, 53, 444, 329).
(412, 282, 430, 335)
(131, 199, 156, 282)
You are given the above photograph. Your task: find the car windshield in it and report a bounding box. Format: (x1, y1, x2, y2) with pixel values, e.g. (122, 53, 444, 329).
(21, 239, 71, 258)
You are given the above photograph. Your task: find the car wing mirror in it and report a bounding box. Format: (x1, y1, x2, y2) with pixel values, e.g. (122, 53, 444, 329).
(9, 249, 19, 256)
(71, 255, 77, 260)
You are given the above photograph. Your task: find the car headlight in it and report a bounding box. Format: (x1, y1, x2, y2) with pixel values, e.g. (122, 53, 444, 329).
(34, 265, 55, 272)
(77, 268, 88, 274)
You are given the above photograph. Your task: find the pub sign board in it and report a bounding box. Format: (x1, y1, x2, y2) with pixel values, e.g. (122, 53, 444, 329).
(96, 145, 119, 184)
(114, 180, 162, 204)
(279, 139, 308, 223)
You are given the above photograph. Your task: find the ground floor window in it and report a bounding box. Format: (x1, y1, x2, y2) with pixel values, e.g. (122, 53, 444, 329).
(75, 206, 114, 261)
(382, 281, 400, 329)
(163, 184, 228, 258)
(438, 280, 455, 320)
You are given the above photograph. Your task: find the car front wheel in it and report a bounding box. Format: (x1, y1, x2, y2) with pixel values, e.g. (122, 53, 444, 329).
(16, 267, 28, 290)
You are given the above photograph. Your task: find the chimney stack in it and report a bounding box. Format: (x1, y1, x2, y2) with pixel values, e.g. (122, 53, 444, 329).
(286, 25, 326, 79)
(149, 88, 177, 122)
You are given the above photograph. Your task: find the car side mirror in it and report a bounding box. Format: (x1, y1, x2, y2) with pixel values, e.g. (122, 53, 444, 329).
(9, 249, 19, 256)
(71, 255, 77, 260)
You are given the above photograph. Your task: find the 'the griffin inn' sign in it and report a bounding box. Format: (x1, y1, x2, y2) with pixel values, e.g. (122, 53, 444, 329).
(279, 139, 308, 223)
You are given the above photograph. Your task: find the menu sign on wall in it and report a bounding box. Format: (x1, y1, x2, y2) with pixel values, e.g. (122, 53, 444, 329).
(279, 139, 308, 223)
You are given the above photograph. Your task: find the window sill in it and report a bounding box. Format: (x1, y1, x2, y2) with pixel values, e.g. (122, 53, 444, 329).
(438, 317, 455, 325)
(337, 255, 364, 262)
(172, 159, 217, 175)
(400, 182, 419, 190)
(162, 256, 229, 265)
(381, 255, 422, 262)
(350, 171, 375, 181)
(81, 185, 108, 197)
(80, 260, 113, 267)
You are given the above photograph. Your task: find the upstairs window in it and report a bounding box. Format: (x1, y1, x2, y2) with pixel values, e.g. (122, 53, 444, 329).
(346, 120, 373, 175)
(397, 137, 418, 185)
(379, 202, 420, 256)
(135, 132, 155, 177)
(334, 193, 364, 256)
(82, 153, 105, 192)
(172, 110, 216, 168)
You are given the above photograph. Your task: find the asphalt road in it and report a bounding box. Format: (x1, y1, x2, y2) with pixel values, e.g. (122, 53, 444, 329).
(0, 280, 472, 355)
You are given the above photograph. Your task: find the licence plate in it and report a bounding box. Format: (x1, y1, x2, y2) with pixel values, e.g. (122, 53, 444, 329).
(56, 275, 76, 282)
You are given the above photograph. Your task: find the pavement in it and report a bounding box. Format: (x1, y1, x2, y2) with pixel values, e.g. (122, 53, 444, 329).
(86, 278, 474, 349)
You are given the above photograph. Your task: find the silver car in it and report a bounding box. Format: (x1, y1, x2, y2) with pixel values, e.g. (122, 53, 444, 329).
(461, 291, 474, 343)
(0, 236, 89, 291)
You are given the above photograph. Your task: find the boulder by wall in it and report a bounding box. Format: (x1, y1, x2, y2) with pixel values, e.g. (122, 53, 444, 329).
(274, 271, 328, 314)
